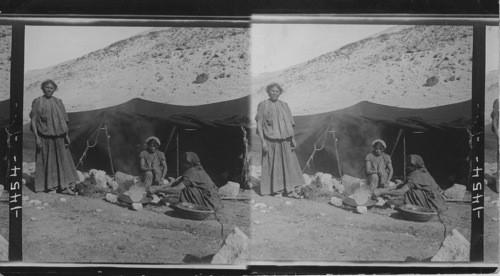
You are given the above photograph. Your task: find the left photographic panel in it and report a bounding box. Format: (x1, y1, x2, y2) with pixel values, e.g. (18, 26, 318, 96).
(0, 25, 11, 262)
(22, 24, 252, 264)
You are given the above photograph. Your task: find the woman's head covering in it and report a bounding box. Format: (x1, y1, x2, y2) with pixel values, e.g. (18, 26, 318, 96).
(181, 152, 202, 170)
(407, 154, 427, 172)
(145, 136, 161, 146)
(41, 79, 58, 91)
(266, 83, 283, 94)
(371, 139, 386, 150)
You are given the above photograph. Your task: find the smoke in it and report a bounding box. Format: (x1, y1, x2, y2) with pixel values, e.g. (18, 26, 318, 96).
(334, 116, 382, 178)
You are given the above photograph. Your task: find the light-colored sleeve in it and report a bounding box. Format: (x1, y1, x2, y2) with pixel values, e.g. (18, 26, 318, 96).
(285, 102, 295, 126)
(384, 154, 392, 164)
(56, 98, 69, 122)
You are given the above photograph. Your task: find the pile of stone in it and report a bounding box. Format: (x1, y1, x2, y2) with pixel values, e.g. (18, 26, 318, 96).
(218, 181, 240, 198)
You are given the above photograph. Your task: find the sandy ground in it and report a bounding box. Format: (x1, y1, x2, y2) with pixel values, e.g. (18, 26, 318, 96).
(21, 189, 250, 263)
(248, 186, 498, 263)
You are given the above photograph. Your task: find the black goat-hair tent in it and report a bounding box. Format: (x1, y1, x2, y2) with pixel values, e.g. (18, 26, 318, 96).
(23, 97, 250, 187)
(251, 100, 471, 189)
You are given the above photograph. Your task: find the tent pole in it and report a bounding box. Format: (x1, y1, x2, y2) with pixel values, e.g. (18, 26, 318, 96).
(331, 127, 342, 178)
(176, 132, 179, 177)
(163, 126, 177, 155)
(104, 124, 115, 175)
(390, 128, 403, 157)
(403, 131, 406, 180)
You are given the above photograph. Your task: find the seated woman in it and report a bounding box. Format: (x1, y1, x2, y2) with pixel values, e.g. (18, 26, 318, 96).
(365, 139, 393, 191)
(140, 136, 167, 190)
(149, 152, 222, 211)
(374, 154, 446, 213)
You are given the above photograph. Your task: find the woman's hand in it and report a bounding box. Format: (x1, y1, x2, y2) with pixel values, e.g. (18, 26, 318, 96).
(262, 140, 269, 154)
(290, 137, 297, 151)
(36, 137, 43, 149)
(64, 134, 71, 146)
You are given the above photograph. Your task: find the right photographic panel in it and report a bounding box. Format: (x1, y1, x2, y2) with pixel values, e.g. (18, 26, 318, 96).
(249, 22, 498, 263)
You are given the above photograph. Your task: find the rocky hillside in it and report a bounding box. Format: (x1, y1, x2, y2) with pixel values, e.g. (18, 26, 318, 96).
(485, 69, 499, 124)
(0, 26, 11, 101)
(24, 27, 250, 121)
(252, 25, 475, 119)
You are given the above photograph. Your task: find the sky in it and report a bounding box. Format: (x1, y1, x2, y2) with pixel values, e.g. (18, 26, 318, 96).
(252, 24, 499, 76)
(24, 26, 151, 72)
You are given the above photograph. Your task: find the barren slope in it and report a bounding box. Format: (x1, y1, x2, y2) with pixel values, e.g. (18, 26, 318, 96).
(252, 25, 475, 119)
(0, 26, 11, 101)
(24, 27, 250, 121)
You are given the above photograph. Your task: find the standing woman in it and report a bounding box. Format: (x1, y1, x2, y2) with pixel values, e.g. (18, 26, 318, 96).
(30, 79, 79, 195)
(255, 83, 304, 197)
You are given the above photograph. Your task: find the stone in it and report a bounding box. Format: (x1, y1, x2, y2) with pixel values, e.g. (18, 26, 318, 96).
(284, 201, 292, 206)
(444, 184, 466, 200)
(211, 227, 250, 264)
(319, 212, 326, 216)
(254, 203, 267, 208)
(89, 169, 108, 188)
(76, 170, 85, 183)
(83, 172, 90, 180)
(0, 234, 8, 261)
(43, 203, 48, 206)
(356, 206, 368, 214)
(249, 199, 255, 205)
(60, 198, 67, 202)
(431, 229, 470, 262)
(151, 194, 161, 204)
(249, 165, 261, 181)
(108, 181, 119, 191)
(375, 197, 386, 206)
(105, 193, 118, 204)
(22, 162, 36, 175)
(218, 181, 240, 198)
(303, 174, 312, 187)
(330, 197, 343, 207)
(105, 175, 113, 185)
(96, 209, 102, 213)
(30, 217, 36, 221)
(485, 196, 492, 202)
(341, 174, 364, 195)
(334, 183, 345, 194)
(114, 171, 137, 192)
(131, 203, 143, 211)
(35, 206, 43, 210)
(253, 220, 262, 225)
(22, 196, 29, 201)
(22, 178, 26, 185)
(29, 199, 42, 205)
(268, 206, 274, 210)
(315, 172, 334, 192)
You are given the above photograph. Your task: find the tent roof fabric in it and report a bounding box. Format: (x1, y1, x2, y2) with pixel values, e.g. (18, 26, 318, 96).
(23, 97, 250, 179)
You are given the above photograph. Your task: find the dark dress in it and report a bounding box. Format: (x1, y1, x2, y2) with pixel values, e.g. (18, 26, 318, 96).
(30, 96, 79, 192)
(404, 169, 446, 213)
(179, 166, 222, 211)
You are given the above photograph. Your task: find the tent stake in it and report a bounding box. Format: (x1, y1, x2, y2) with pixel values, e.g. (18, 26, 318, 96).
(403, 132, 406, 180)
(103, 124, 114, 175)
